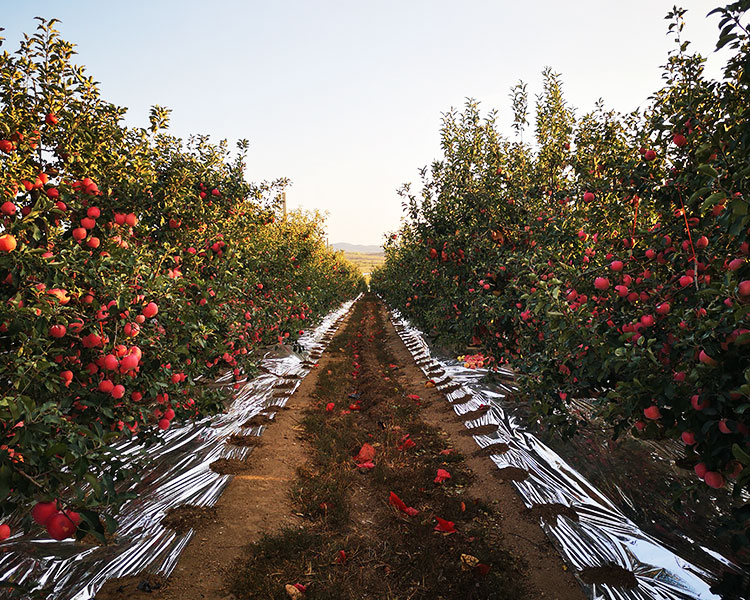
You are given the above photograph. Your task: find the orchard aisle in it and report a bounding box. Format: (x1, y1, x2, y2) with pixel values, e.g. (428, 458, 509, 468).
(97, 294, 582, 600)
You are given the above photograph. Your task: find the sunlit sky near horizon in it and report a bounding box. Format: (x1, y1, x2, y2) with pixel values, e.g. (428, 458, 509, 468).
(2, 1, 727, 247)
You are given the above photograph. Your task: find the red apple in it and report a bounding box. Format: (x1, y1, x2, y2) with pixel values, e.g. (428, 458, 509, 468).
(643, 405, 661, 420)
(49, 324, 66, 338)
(142, 302, 158, 318)
(656, 302, 670, 315)
(46, 513, 76, 540)
(0, 234, 17, 252)
(103, 354, 119, 370)
(704, 471, 725, 489)
(31, 501, 58, 525)
(699, 350, 718, 366)
(681, 431, 696, 445)
(691, 394, 710, 411)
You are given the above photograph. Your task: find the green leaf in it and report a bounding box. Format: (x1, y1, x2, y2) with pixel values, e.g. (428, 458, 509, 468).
(732, 443, 750, 466)
(700, 191, 726, 213)
(697, 164, 719, 178)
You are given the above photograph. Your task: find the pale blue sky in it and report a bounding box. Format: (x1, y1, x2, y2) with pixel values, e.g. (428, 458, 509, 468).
(2, 1, 726, 245)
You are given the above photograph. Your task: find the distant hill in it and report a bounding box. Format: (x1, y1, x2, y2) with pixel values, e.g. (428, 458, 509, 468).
(331, 242, 384, 255)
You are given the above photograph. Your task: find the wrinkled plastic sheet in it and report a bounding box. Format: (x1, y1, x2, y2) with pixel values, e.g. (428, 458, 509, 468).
(386, 305, 738, 600)
(0, 295, 360, 600)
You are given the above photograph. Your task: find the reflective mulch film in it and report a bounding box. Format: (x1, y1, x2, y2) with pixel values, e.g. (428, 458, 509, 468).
(386, 304, 740, 600)
(0, 296, 360, 600)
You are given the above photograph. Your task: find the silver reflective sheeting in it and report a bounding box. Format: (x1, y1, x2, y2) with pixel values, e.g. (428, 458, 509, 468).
(386, 304, 737, 600)
(0, 296, 360, 600)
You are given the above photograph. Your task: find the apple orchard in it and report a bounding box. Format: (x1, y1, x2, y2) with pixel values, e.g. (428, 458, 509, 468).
(0, 20, 364, 543)
(372, 6, 750, 558)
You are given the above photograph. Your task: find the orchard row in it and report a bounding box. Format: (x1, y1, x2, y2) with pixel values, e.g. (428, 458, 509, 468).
(372, 5, 750, 558)
(0, 20, 364, 542)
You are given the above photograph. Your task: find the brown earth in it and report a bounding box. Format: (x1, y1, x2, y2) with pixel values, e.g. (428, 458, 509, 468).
(378, 300, 583, 600)
(96, 297, 587, 600)
(95, 312, 354, 600)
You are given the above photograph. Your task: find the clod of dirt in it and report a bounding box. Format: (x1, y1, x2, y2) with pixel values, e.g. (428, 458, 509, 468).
(462, 424, 499, 437)
(441, 382, 463, 393)
(525, 502, 579, 524)
(473, 442, 510, 457)
(449, 393, 474, 405)
(228, 433, 263, 447)
(275, 381, 297, 390)
(242, 415, 274, 428)
(459, 408, 492, 423)
(161, 505, 217, 534)
(210, 458, 252, 475)
(578, 565, 638, 589)
(94, 574, 166, 600)
(493, 467, 529, 481)
(674, 456, 697, 471)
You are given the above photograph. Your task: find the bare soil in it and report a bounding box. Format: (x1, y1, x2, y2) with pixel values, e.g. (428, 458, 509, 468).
(96, 297, 592, 600)
(378, 299, 584, 600)
(95, 311, 354, 600)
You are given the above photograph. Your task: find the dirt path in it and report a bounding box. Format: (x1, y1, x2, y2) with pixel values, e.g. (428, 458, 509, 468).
(95, 313, 354, 600)
(378, 300, 583, 599)
(97, 295, 583, 600)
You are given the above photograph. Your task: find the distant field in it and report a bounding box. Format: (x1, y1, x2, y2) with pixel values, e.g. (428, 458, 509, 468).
(344, 251, 385, 275)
